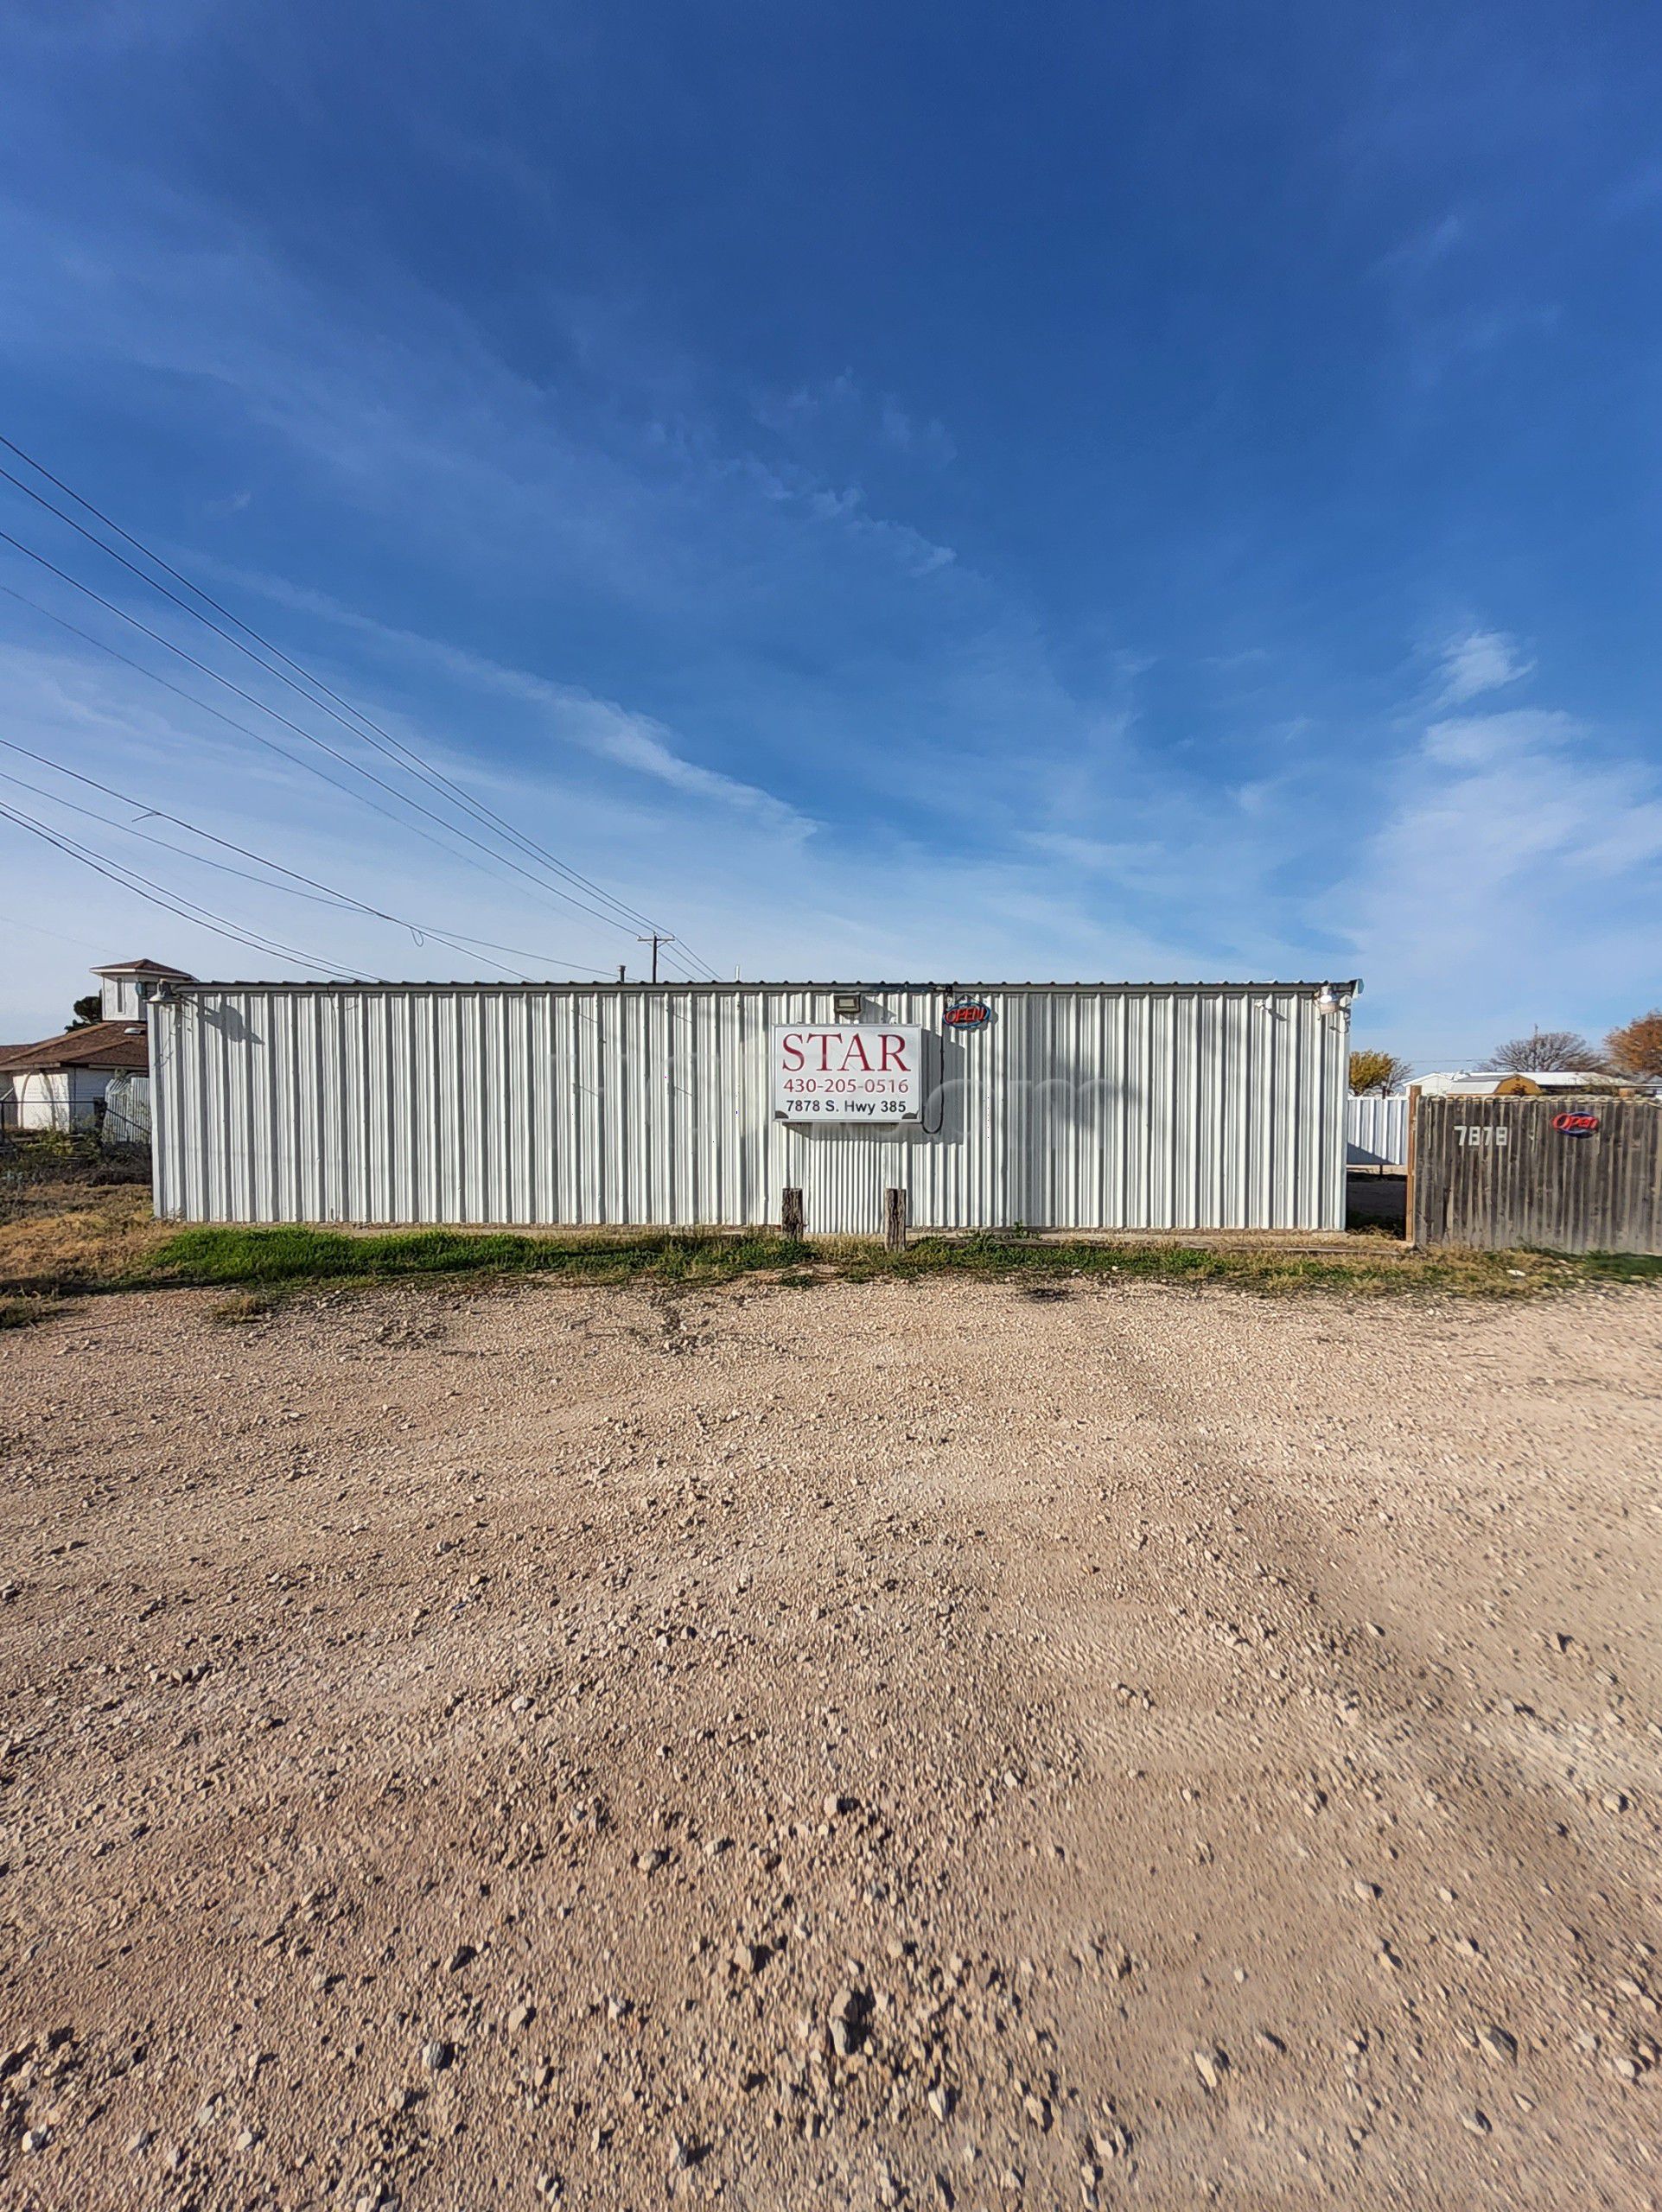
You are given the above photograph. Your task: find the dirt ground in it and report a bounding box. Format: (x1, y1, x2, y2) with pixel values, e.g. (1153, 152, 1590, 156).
(2, 1274, 1659, 2212)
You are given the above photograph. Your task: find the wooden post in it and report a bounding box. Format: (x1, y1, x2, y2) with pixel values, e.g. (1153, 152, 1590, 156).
(1402, 1084, 1420, 1248)
(884, 1186, 907, 1252)
(781, 1188, 805, 1239)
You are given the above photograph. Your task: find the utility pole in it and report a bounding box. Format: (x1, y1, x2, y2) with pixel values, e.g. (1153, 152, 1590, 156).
(636, 933, 673, 984)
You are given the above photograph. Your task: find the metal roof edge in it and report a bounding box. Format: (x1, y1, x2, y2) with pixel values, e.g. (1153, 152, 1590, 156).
(157, 977, 1363, 996)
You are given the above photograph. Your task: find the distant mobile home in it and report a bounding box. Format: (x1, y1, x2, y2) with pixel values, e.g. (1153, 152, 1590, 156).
(146, 977, 1356, 1235)
(1412, 1069, 1631, 1096)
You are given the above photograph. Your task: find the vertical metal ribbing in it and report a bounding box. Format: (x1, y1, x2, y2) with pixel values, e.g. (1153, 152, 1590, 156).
(149, 982, 1347, 1232)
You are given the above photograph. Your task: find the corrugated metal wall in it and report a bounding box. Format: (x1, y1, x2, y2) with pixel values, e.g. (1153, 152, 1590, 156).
(150, 982, 1350, 1232)
(1347, 1094, 1409, 1168)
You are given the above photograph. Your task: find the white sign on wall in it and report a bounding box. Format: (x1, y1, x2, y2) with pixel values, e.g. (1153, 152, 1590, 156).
(771, 1026, 924, 1122)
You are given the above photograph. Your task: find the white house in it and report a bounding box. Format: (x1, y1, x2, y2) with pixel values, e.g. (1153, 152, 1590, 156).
(0, 957, 193, 1132)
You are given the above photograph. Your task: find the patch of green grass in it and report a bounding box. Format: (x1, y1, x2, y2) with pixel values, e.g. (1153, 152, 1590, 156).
(139, 1224, 813, 1291)
(123, 1221, 1662, 1300)
(1575, 1249, 1662, 1286)
(838, 1234, 1661, 1298)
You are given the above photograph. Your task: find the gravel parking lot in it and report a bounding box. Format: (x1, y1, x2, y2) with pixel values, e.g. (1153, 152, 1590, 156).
(3, 1274, 1659, 2210)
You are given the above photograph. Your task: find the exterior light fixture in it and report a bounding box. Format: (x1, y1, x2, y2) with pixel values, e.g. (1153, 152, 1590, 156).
(1315, 984, 1346, 1016)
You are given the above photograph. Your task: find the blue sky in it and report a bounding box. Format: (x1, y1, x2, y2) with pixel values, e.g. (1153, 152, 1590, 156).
(1, 0, 1659, 1064)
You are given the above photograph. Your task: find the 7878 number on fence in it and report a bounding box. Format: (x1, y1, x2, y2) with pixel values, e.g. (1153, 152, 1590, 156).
(771, 1026, 924, 1122)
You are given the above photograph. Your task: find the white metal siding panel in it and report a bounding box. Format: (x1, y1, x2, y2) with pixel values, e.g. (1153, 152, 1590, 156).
(150, 983, 1350, 1232)
(1347, 1094, 1410, 1169)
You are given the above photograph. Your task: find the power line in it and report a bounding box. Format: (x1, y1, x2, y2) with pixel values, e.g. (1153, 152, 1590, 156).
(0, 435, 723, 978)
(0, 578, 601, 899)
(0, 763, 543, 982)
(0, 445, 704, 955)
(0, 798, 367, 979)
(0, 531, 697, 948)
(0, 798, 370, 978)
(0, 460, 710, 971)
(4, 572, 715, 989)
(0, 908, 113, 957)
(0, 750, 616, 981)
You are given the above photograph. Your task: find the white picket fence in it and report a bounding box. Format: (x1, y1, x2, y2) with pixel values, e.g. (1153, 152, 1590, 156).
(1347, 1094, 1409, 1169)
(102, 1071, 151, 1147)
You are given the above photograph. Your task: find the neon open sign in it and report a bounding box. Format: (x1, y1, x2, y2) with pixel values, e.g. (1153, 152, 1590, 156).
(1552, 1110, 1601, 1136)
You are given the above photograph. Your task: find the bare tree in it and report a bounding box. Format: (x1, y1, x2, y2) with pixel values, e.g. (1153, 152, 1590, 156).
(1482, 1028, 1606, 1073)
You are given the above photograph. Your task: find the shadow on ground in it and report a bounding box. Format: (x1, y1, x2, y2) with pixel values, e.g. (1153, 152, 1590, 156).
(1347, 1170, 1406, 1236)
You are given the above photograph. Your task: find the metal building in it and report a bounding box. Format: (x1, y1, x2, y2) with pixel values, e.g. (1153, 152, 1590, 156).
(148, 979, 1356, 1234)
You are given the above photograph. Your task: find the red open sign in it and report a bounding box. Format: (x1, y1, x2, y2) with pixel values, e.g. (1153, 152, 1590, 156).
(943, 1001, 990, 1028)
(1552, 1110, 1601, 1135)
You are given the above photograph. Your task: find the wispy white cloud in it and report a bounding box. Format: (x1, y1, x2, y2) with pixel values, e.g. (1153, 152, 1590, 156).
(733, 454, 955, 574)
(1369, 204, 1562, 391)
(0, 190, 958, 628)
(7, 154, 1654, 1071)
(0, 177, 1176, 1027)
(1337, 700, 1662, 1059)
(1434, 625, 1533, 705)
(0, 622, 1227, 1030)
(878, 397, 957, 467)
(756, 371, 954, 467)
(753, 371, 859, 433)
(180, 555, 815, 835)
(12, 558, 1658, 1070)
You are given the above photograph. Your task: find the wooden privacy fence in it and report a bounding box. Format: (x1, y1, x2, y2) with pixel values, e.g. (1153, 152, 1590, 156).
(1410, 1095, 1662, 1254)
